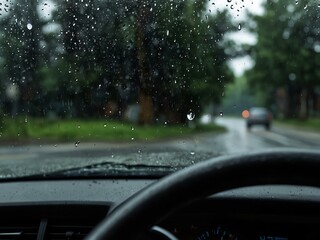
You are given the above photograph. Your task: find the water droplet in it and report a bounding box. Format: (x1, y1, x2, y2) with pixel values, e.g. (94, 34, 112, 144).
(187, 112, 196, 121)
(238, 24, 241, 31)
(27, 23, 33, 30)
(77, 125, 81, 129)
(166, 30, 169, 36)
(219, 112, 224, 117)
(227, 0, 232, 2)
(131, 126, 134, 131)
(303, 4, 307, 9)
(103, 124, 107, 128)
(295, 0, 298, 4)
(131, 137, 134, 141)
(75, 141, 80, 147)
(190, 151, 195, 155)
(24, 118, 28, 123)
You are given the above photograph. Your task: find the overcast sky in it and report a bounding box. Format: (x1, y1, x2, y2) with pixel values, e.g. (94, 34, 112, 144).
(208, 0, 265, 76)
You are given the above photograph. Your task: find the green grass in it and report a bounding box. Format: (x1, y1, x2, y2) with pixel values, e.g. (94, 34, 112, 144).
(0, 117, 225, 143)
(276, 118, 320, 132)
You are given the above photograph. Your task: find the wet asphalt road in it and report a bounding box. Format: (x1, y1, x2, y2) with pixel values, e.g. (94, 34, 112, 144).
(214, 117, 320, 153)
(0, 117, 320, 177)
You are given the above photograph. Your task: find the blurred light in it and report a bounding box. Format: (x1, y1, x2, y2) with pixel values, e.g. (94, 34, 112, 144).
(242, 110, 250, 119)
(200, 114, 212, 124)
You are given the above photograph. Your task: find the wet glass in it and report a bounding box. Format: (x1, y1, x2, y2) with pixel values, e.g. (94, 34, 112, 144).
(0, 0, 319, 179)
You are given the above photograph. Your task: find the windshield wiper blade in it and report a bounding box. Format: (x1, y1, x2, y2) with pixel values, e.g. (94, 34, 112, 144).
(43, 161, 180, 178)
(0, 162, 178, 181)
(0, 151, 218, 181)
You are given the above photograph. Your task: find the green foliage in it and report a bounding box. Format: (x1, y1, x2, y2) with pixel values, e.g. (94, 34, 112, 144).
(0, 0, 235, 122)
(245, 0, 320, 117)
(0, 117, 225, 142)
(276, 118, 320, 132)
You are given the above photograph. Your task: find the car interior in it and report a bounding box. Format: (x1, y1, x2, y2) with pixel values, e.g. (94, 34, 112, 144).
(0, 0, 319, 239)
(1, 150, 320, 240)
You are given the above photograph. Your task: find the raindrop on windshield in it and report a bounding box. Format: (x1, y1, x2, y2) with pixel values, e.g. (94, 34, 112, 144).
(238, 24, 241, 31)
(27, 23, 33, 30)
(190, 151, 195, 155)
(131, 126, 134, 131)
(219, 112, 224, 117)
(187, 112, 195, 121)
(75, 141, 80, 147)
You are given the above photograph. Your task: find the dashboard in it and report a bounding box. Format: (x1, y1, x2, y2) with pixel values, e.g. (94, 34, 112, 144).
(162, 198, 320, 240)
(0, 179, 320, 240)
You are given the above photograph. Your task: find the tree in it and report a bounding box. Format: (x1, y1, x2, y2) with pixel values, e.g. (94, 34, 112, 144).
(0, 0, 235, 124)
(126, 0, 235, 123)
(245, 0, 320, 118)
(1, 0, 43, 115)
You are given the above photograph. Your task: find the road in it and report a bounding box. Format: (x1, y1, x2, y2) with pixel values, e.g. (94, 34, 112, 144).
(0, 117, 320, 177)
(213, 117, 320, 153)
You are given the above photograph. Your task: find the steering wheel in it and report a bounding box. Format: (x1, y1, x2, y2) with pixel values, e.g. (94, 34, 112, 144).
(86, 149, 320, 240)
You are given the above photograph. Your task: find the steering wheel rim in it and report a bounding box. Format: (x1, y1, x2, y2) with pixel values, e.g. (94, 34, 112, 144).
(86, 149, 320, 240)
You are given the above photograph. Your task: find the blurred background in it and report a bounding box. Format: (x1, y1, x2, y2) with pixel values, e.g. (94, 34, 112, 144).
(0, 0, 319, 143)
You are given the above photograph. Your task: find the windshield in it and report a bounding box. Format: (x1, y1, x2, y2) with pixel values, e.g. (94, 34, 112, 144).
(0, 0, 319, 179)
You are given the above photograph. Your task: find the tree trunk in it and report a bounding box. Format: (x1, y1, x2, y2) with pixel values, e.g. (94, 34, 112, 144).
(135, 7, 154, 124)
(299, 88, 308, 119)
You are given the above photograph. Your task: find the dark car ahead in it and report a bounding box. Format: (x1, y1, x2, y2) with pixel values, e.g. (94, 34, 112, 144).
(247, 107, 272, 130)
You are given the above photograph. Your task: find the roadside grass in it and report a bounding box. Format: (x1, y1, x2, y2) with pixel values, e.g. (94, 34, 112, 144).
(0, 117, 225, 143)
(275, 118, 320, 132)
